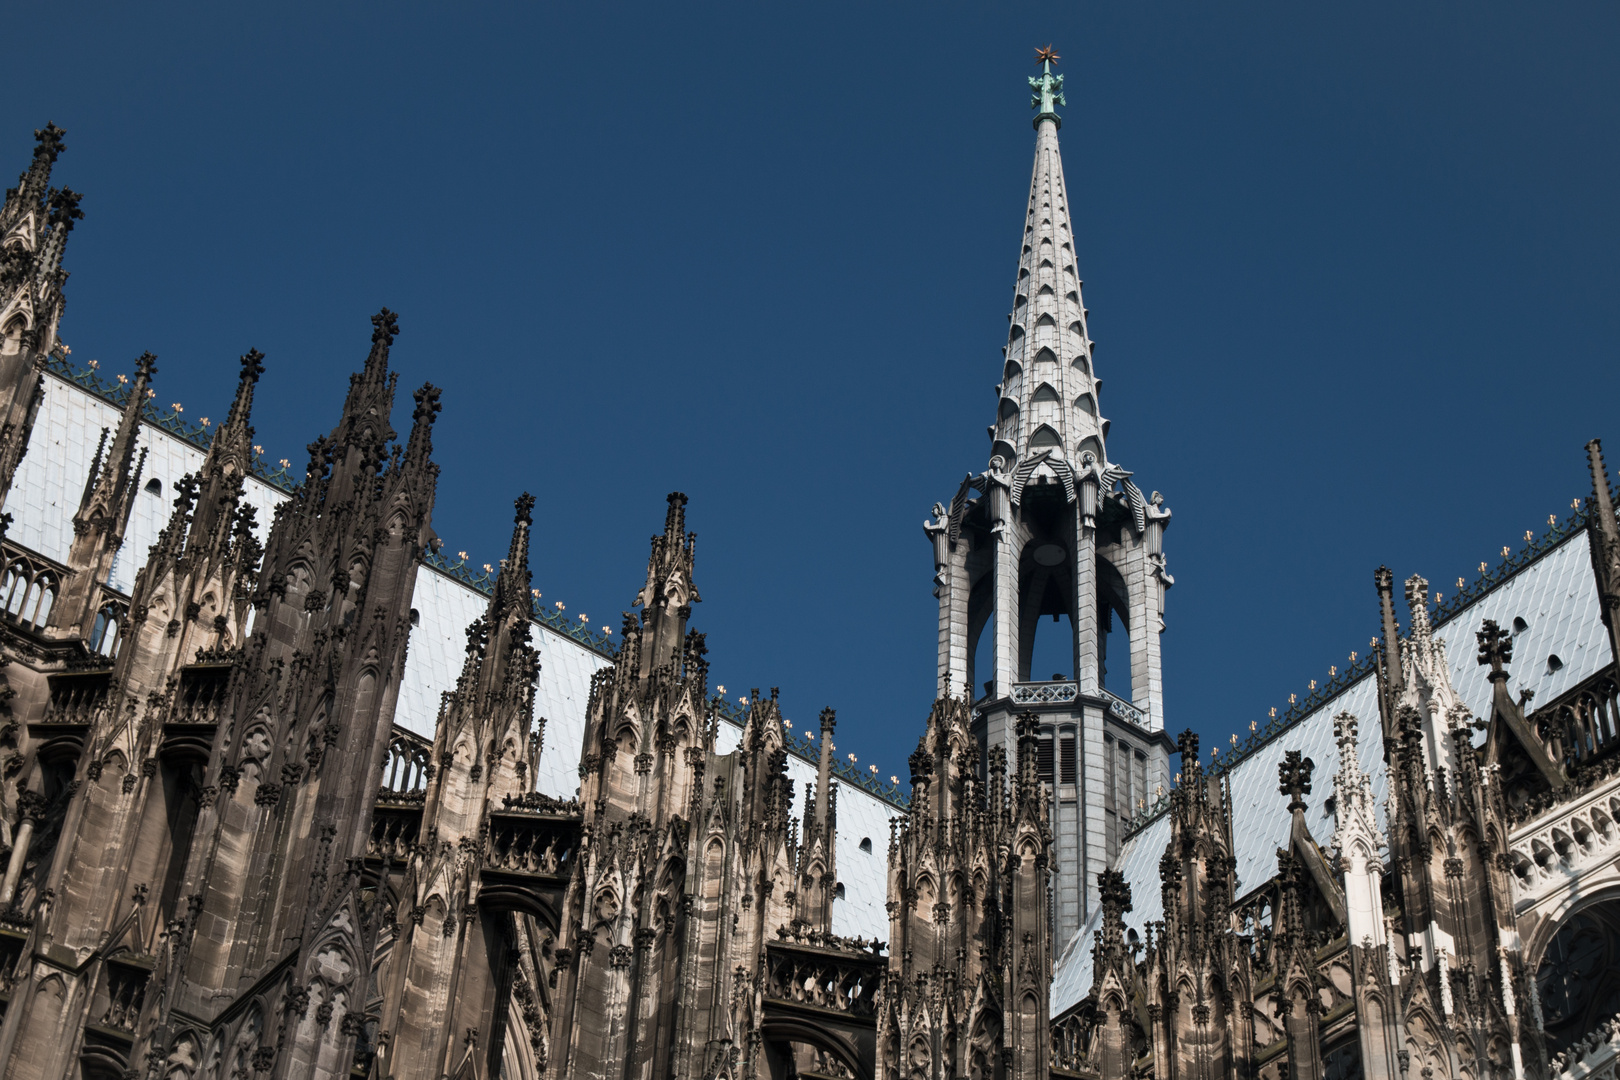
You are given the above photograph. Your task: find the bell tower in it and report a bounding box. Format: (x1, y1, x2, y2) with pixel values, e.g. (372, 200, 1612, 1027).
(924, 50, 1173, 946)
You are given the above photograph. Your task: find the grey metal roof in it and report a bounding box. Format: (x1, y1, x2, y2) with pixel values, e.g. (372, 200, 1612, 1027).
(1052, 528, 1609, 1016)
(7, 372, 907, 941)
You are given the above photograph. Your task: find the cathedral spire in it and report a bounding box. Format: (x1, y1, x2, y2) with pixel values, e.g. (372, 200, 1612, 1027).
(991, 48, 1105, 481)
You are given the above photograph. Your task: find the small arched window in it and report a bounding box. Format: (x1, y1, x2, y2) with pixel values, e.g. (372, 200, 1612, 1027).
(409, 608, 420, 627)
(144, 478, 162, 496)
(1548, 654, 1565, 674)
(1028, 426, 1062, 452)
(859, 837, 873, 854)
(834, 882, 846, 900)
(1513, 616, 1529, 634)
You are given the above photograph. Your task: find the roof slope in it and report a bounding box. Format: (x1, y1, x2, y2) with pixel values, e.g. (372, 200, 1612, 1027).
(1052, 526, 1609, 1015)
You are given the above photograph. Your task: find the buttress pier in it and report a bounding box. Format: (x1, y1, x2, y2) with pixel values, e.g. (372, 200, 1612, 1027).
(924, 56, 1172, 949)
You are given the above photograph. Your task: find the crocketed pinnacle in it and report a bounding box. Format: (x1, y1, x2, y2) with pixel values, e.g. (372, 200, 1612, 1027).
(79, 352, 154, 529)
(336, 308, 401, 454)
(493, 492, 535, 618)
(991, 59, 1107, 475)
(2, 123, 66, 232)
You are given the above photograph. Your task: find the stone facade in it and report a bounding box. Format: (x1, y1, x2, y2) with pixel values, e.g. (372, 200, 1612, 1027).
(0, 61, 1619, 1080)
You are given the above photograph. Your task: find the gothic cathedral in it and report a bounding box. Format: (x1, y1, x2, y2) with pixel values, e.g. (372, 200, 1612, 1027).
(0, 58, 1614, 1080)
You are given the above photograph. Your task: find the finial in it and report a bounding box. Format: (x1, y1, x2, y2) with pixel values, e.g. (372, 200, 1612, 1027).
(1476, 619, 1513, 680)
(47, 187, 84, 232)
(1277, 749, 1314, 813)
(514, 492, 535, 525)
(1028, 46, 1067, 128)
(1175, 728, 1199, 766)
(33, 123, 66, 163)
(411, 383, 442, 425)
(238, 348, 266, 385)
(371, 308, 400, 347)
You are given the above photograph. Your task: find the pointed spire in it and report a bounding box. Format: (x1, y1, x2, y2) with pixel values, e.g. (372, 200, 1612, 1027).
(493, 492, 535, 617)
(1374, 565, 1404, 742)
(0, 124, 79, 369)
(335, 308, 400, 456)
(1404, 573, 1434, 645)
(185, 351, 264, 555)
(2, 123, 66, 231)
(993, 51, 1104, 484)
(814, 707, 836, 830)
(47, 352, 153, 638)
(78, 352, 154, 528)
(221, 348, 264, 441)
(403, 381, 442, 471)
(636, 492, 699, 675)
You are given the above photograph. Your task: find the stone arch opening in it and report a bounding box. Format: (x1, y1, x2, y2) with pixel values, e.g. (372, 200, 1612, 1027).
(1535, 896, 1620, 1054)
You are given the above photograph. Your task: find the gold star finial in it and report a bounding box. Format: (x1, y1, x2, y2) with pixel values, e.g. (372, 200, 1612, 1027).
(1035, 45, 1060, 65)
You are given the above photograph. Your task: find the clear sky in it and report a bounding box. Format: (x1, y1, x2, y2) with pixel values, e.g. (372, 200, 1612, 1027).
(11, 3, 1620, 788)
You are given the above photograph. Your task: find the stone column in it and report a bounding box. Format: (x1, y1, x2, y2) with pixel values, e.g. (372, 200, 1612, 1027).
(0, 789, 45, 907)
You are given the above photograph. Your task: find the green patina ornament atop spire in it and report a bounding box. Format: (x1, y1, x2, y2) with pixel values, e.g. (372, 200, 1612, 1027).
(1029, 45, 1066, 129)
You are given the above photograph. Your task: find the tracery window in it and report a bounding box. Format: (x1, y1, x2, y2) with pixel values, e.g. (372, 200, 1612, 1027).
(1537, 903, 1620, 1054)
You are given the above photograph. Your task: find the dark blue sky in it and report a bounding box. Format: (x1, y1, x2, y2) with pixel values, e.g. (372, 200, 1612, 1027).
(12, 3, 1620, 786)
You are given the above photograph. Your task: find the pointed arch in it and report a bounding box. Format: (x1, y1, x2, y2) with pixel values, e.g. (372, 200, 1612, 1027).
(1031, 383, 1059, 405)
(1028, 425, 1062, 452)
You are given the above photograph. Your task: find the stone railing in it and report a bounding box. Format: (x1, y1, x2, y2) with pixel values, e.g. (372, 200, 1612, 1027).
(1099, 687, 1147, 727)
(1005, 682, 1148, 731)
(500, 791, 582, 815)
(1531, 668, 1620, 778)
(41, 670, 112, 727)
(367, 799, 423, 861)
(1551, 1010, 1620, 1079)
(763, 937, 884, 1019)
(1013, 680, 1079, 705)
(1050, 1011, 1095, 1075)
(484, 810, 581, 880)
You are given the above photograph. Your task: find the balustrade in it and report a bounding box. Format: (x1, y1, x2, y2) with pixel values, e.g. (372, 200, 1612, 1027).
(42, 670, 110, 726)
(383, 727, 432, 794)
(484, 811, 580, 879)
(1012, 680, 1078, 705)
(1533, 672, 1620, 774)
(0, 545, 58, 632)
(763, 940, 883, 1019)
